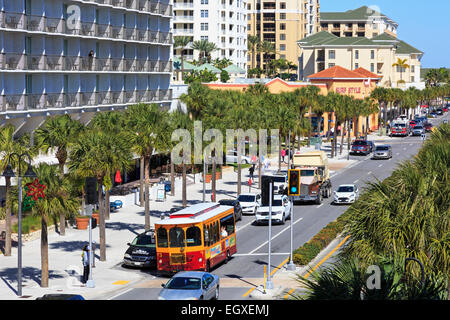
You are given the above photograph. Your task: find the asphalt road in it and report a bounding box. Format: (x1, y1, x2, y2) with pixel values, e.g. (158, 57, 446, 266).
(110, 112, 449, 300)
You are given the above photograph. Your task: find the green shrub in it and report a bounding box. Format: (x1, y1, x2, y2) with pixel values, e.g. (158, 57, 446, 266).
(11, 214, 55, 234)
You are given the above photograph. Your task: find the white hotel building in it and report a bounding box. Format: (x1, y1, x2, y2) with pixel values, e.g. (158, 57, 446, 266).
(0, 0, 173, 136)
(172, 0, 247, 71)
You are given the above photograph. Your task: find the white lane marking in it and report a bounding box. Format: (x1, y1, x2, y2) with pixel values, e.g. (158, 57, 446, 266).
(378, 164, 383, 168)
(396, 153, 400, 156)
(248, 218, 304, 254)
(409, 144, 413, 146)
(353, 179, 359, 183)
(108, 288, 134, 300)
(316, 203, 323, 208)
(367, 171, 372, 175)
(237, 219, 256, 233)
(403, 148, 407, 151)
(233, 253, 290, 257)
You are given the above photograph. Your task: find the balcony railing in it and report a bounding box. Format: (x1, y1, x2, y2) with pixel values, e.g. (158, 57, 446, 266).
(1, 89, 173, 112)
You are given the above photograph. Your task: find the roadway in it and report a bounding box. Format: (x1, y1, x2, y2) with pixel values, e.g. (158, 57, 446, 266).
(109, 112, 448, 300)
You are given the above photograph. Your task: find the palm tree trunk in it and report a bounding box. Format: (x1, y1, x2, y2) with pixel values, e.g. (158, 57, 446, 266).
(4, 177, 12, 256)
(317, 113, 322, 138)
(278, 134, 282, 172)
(139, 156, 144, 207)
(105, 188, 110, 220)
(180, 51, 185, 81)
(40, 212, 49, 287)
(340, 120, 345, 155)
(182, 159, 187, 207)
(58, 161, 66, 236)
(170, 160, 175, 196)
(98, 177, 106, 261)
(237, 144, 242, 196)
(347, 120, 351, 158)
(307, 107, 312, 147)
(144, 155, 151, 231)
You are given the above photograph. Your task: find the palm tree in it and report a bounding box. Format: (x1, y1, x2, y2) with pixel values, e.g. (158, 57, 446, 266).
(31, 163, 79, 287)
(248, 35, 261, 72)
(125, 104, 171, 230)
(259, 41, 276, 76)
(90, 111, 125, 221)
(0, 126, 34, 256)
(212, 58, 232, 70)
(35, 115, 83, 236)
(69, 129, 132, 261)
(191, 40, 218, 64)
(392, 58, 410, 83)
(174, 36, 192, 81)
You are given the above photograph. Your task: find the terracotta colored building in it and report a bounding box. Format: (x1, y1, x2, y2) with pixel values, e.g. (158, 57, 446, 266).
(205, 65, 381, 137)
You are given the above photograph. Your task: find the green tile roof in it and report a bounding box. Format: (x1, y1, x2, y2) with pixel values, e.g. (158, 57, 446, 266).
(321, 6, 391, 22)
(396, 40, 423, 55)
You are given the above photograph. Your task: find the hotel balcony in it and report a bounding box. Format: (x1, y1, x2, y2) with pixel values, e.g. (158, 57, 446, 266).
(1, 89, 173, 112)
(0, 13, 172, 44)
(173, 15, 194, 22)
(0, 54, 173, 73)
(173, 2, 194, 9)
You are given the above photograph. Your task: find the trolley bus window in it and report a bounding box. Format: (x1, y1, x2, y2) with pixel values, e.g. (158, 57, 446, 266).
(220, 214, 235, 238)
(169, 227, 185, 248)
(186, 226, 202, 247)
(214, 222, 219, 243)
(204, 225, 210, 247)
(157, 228, 168, 248)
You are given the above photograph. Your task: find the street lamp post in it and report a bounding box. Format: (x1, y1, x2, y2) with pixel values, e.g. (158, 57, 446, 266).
(2, 153, 37, 297)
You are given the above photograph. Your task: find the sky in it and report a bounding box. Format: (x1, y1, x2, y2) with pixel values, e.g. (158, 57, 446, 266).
(320, 0, 450, 68)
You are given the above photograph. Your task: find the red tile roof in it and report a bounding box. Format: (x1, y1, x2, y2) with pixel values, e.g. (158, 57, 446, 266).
(353, 67, 381, 79)
(308, 66, 371, 79)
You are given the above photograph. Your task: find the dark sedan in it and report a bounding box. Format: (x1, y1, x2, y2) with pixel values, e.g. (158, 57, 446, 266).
(218, 199, 242, 221)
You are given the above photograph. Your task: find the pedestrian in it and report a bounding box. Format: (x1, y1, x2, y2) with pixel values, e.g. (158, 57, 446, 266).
(249, 164, 255, 182)
(81, 244, 90, 284)
(88, 50, 94, 70)
(281, 148, 286, 163)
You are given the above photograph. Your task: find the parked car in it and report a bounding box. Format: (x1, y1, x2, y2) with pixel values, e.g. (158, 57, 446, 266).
(412, 125, 425, 136)
(110, 200, 123, 211)
(218, 199, 243, 221)
(158, 271, 219, 300)
(333, 184, 359, 205)
(123, 230, 157, 268)
(36, 294, 85, 300)
(436, 108, 444, 116)
(351, 140, 372, 155)
(255, 195, 291, 225)
(372, 145, 392, 160)
(225, 150, 252, 164)
(409, 120, 417, 128)
(442, 106, 448, 112)
(429, 112, 438, 118)
(424, 122, 433, 132)
(237, 193, 261, 215)
(390, 124, 410, 137)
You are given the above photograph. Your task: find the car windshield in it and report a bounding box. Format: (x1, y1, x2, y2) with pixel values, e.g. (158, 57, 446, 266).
(219, 200, 235, 206)
(337, 186, 354, 193)
(131, 232, 156, 248)
(238, 195, 255, 202)
(165, 277, 201, 290)
(375, 146, 389, 151)
(394, 124, 406, 128)
(415, 126, 423, 129)
(269, 200, 283, 206)
(353, 141, 367, 145)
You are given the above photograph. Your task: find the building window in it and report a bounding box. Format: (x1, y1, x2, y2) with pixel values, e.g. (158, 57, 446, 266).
(248, 24, 251, 31)
(280, 34, 285, 40)
(201, 0, 208, 4)
(328, 50, 335, 59)
(370, 63, 374, 72)
(411, 76, 415, 83)
(280, 23, 286, 30)
(280, 13, 286, 20)
(201, 10, 208, 18)
(411, 65, 415, 72)
(328, 63, 335, 68)
(355, 63, 359, 69)
(200, 23, 208, 31)
(280, 54, 286, 59)
(355, 50, 359, 59)
(370, 50, 375, 59)
(201, 36, 208, 41)
(280, 44, 285, 51)
(280, 2, 286, 9)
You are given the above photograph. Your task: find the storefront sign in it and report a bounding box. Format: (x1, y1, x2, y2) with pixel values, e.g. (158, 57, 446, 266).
(336, 87, 361, 94)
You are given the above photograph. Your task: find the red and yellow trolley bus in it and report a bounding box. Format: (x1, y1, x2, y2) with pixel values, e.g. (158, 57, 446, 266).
(155, 203, 237, 274)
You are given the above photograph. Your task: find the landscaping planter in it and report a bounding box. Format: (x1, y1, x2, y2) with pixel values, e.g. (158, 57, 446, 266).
(76, 217, 90, 230)
(205, 172, 222, 183)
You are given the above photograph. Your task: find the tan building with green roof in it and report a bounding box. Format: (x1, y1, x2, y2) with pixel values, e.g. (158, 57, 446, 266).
(297, 31, 423, 88)
(320, 6, 398, 39)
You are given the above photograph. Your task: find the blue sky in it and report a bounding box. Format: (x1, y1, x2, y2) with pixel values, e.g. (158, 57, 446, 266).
(320, 0, 450, 68)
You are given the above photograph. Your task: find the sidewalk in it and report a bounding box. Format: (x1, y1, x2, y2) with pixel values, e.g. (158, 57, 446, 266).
(0, 143, 364, 300)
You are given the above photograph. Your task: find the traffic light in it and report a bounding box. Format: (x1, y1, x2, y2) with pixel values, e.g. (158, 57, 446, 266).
(85, 177, 98, 205)
(261, 176, 274, 206)
(288, 169, 301, 196)
(91, 216, 97, 229)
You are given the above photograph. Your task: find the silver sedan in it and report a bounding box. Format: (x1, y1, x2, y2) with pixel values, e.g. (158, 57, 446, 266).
(158, 271, 220, 300)
(372, 145, 392, 160)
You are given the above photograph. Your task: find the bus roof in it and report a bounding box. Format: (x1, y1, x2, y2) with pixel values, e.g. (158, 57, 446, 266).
(156, 203, 234, 226)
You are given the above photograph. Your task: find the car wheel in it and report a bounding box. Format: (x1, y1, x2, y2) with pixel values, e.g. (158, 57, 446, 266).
(214, 286, 219, 300)
(315, 192, 322, 205)
(224, 250, 230, 264)
(281, 214, 285, 225)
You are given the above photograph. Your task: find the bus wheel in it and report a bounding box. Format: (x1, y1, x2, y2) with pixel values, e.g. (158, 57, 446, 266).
(206, 260, 211, 272)
(225, 250, 230, 264)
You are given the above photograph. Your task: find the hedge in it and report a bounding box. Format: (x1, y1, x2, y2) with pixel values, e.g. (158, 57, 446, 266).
(293, 209, 351, 265)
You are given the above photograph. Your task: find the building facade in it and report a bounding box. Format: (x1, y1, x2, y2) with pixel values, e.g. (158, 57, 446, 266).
(320, 6, 398, 39)
(172, 0, 248, 71)
(297, 31, 423, 88)
(247, 0, 320, 71)
(0, 0, 173, 136)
